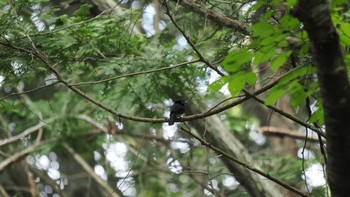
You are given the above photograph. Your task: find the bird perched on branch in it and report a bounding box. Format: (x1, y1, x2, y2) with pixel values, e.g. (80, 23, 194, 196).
(168, 100, 186, 125)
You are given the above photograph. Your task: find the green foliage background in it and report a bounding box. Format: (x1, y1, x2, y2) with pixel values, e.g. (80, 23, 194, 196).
(1, 0, 350, 196)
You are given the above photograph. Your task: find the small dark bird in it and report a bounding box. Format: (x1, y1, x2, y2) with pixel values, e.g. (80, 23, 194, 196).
(168, 100, 186, 125)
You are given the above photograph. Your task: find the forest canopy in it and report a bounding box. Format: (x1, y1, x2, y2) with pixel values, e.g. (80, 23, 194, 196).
(1, 0, 350, 197)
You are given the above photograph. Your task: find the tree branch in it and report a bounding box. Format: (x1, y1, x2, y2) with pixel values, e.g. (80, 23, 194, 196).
(257, 126, 324, 142)
(63, 143, 121, 197)
(0, 118, 55, 147)
(0, 82, 59, 101)
(71, 59, 200, 86)
(0, 141, 48, 172)
(180, 127, 309, 197)
(169, 0, 250, 36)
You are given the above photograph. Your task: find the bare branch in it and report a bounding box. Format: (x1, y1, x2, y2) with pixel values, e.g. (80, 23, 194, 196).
(63, 143, 121, 197)
(257, 126, 324, 142)
(0, 141, 48, 172)
(0, 118, 55, 147)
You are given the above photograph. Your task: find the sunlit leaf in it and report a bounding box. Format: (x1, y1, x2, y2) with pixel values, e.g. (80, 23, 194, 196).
(228, 75, 246, 97)
(207, 76, 232, 92)
(245, 72, 257, 86)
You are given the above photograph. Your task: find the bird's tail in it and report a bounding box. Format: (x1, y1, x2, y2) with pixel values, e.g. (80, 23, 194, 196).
(168, 114, 176, 125)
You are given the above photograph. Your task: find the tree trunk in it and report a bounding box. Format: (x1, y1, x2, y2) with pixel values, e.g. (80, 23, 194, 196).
(293, 1, 350, 196)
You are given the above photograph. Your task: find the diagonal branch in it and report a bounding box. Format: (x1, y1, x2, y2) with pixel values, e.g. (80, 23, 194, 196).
(0, 118, 55, 147)
(63, 143, 121, 197)
(0, 82, 59, 101)
(164, 2, 225, 76)
(0, 141, 49, 172)
(170, 0, 250, 35)
(258, 126, 324, 142)
(180, 127, 309, 197)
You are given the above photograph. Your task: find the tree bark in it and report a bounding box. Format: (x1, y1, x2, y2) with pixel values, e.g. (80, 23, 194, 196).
(292, 1, 350, 196)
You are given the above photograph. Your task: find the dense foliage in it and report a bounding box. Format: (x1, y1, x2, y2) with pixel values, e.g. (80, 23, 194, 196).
(1, 0, 350, 196)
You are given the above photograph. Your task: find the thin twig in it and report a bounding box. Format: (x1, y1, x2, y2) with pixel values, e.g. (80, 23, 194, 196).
(0, 81, 59, 101)
(164, 2, 225, 76)
(71, 59, 200, 86)
(246, 91, 326, 138)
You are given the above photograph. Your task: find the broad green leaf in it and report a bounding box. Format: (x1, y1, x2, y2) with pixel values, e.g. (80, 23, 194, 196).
(337, 22, 350, 45)
(223, 49, 252, 72)
(207, 76, 232, 92)
(265, 87, 286, 106)
(279, 15, 300, 30)
(289, 80, 307, 107)
(271, 51, 291, 71)
(245, 72, 257, 86)
(298, 44, 310, 57)
(278, 65, 315, 86)
(261, 36, 277, 46)
(251, 22, 275, 38)
(252, 48, 276, 65)
(345, 53, 350, 68)
(228, 75, 246, 97)
(309, 105, 324, 125)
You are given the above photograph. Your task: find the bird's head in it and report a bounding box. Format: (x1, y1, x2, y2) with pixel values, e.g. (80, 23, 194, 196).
(174, 100, 187, 105)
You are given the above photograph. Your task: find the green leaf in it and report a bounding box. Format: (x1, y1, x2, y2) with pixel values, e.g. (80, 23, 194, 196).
(56, 35, 77, 49)
(228, 74, 246, 97)
(271, 51, 291, 71)
(265, 87, 286, 106)
(223, 49, 252, 72)
(253, 48, 276, 65)
(298, 44, 310, 58)
(337, 22, 350, 45)
(245, 72, 257, 86)
(309, 105, 324, 125)
(207, 76, 232, 92)
(286, 0, 297, 7)
(73, 4, 93, 18)
(251, 22, 275, 38)
(278, 65, 315, 86)
(279, 15, 300, 30)
(289, 81, 307, 107)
